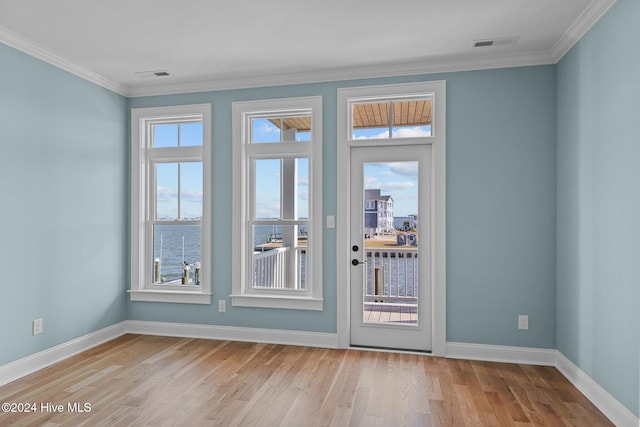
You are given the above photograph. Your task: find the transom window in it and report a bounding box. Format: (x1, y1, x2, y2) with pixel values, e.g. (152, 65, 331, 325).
(232, 97, 323, 310)
(350, 96, 433, 140)
(130, 104, 212, 304)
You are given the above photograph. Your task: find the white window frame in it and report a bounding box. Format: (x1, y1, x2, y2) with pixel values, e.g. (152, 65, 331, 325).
(336, 81, 446, 355)
(130, 104, 212, 304)
(231, 96, 323, 310)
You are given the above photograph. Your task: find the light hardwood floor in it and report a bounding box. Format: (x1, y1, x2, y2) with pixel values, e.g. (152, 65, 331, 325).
(0, 334, 613, 426)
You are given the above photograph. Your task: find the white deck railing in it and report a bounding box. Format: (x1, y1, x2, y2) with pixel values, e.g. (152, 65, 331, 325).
(253, 247, 290, 288)
(364, 248, 418, 304)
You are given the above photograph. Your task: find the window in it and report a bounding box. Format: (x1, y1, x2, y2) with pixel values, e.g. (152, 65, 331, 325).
(232, 97, 322, 310)
(350, 97, 433, 140)
(130, 104, 212, 304)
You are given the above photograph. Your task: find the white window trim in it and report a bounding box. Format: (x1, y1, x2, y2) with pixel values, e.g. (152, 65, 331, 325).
(130, 104, 212, 304)
(231, 96, 323, 310)
(336, 81, 446, 356)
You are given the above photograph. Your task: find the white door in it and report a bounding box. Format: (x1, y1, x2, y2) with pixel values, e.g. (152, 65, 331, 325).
(349, 144, 431, 351)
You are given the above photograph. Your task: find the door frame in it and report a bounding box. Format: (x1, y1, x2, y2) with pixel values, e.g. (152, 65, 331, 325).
(336, 81, 447, 356)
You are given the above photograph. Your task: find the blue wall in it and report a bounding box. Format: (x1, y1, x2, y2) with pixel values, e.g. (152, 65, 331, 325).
(127, 65, 558, 350)
(3, 4, 636, 417)
(556, 0, 640, 417)
(0, 44, 128, 365)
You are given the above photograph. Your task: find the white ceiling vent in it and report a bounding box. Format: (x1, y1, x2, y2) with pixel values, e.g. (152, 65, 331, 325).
(135, 70, 173, 78)
(473, 36, 519, 48)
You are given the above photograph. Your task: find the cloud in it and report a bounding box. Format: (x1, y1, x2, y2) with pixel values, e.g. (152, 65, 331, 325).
(364, 176, 379, 187)
(156, 186, 178, 201)
(368, 162, 418, 177)
(156, 187, 203, 203)
(392, 126, 431, 138)
(257, 120, 280, 134)
(380, 181, 415, 191)
(255, 199, 281, 219)
(354, 130, 389, 140)
(385, 162, 418, 176)
(354, 126, 431, 140)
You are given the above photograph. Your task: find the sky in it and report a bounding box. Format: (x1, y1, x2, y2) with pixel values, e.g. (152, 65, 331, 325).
(355, 125, 429, 217)
(154, 122, 204, 220)
(364, 161, 418, 217)
(153, 119, 428, 221)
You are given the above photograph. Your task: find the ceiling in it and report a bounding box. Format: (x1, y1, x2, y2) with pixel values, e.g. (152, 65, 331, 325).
(0, 0, 616, 97)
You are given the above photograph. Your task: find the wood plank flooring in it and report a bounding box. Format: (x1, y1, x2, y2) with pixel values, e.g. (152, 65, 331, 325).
(0, 334, 613, 426)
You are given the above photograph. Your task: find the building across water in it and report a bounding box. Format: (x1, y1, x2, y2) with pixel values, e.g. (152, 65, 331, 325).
(364, 189, 394, 236)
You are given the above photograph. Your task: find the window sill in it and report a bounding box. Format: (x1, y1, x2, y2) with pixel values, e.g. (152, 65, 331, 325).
(230, 294, 323, 311)
(128, 289, 212, 304)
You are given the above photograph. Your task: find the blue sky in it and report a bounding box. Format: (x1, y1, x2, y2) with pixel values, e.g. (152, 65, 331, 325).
(153, 119, 423, 220)
(355, 126, 427, 217)
(364, 161, 418, 217)
(154, 122, 204, 220)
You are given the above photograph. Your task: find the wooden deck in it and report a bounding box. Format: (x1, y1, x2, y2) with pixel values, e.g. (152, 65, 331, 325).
(363, 302, 418, 324)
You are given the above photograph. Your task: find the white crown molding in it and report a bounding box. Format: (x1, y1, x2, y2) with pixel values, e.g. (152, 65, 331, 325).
(126, 52, 556, 98)
(556, 352, 639, 427)
(0, 25, 128, 96)
(1, 0, 617, 98)
(551, 0, 618, 61)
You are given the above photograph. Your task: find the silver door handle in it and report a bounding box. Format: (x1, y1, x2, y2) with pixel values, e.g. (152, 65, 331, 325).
(351, 259, 367, 266)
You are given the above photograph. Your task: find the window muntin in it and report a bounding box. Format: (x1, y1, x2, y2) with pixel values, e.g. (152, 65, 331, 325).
(232, 97, 322, 310)
(154, 161, 203, 220)
(130, 104, 211, 304)
(351, 97, 433, 140)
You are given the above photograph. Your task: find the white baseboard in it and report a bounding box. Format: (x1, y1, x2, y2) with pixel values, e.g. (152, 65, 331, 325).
(556, 352, 639, 427)
(124, 320, 339, 349)
(0, 321, 337, 388)
(446, 342, 638, 427)
(446, 341, 557, 366)
(0, 322, 127, 387)
(2, 323, 636, 427)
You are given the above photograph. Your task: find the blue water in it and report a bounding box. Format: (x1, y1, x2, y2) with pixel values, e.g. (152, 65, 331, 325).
(153, 223, 413, 291)
(152, 224, 303, 284)
(153, 224, 201, 283)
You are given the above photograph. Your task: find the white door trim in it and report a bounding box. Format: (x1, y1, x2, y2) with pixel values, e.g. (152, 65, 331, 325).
(336, 80, 447, 356)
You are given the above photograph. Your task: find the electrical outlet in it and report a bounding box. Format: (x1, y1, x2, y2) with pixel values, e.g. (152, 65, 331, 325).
(33, 318, 43, 335)
(218, 300, 226, 313)
(518, 315, 529, 330)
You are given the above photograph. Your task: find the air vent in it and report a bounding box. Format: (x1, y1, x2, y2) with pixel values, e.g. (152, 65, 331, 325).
(135, 70, 173, 78)
(472, 36, 519, 48)
(474, 40, 494, 47)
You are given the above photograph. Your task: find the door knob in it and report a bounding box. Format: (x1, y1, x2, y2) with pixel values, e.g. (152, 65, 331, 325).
(351, 259, 366, 266)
